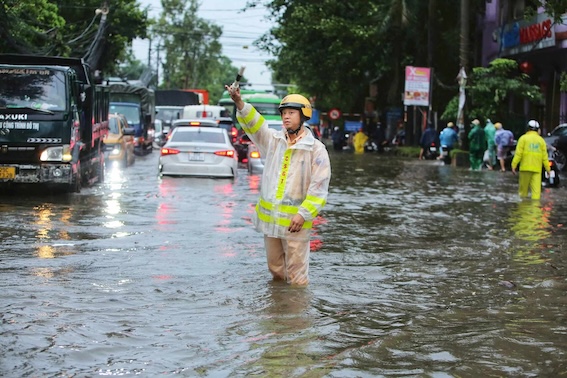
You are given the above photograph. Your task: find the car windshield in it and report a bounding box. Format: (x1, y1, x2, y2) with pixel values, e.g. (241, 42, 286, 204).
(157, 107, 182, 121)
(253, 103, 280, 116)
(171, 130, 225, 144)
(551, 126, 567, 137)
(110, 104, 140, 124)
(108, 117, 120, 134)
(0, 68, 67, 111)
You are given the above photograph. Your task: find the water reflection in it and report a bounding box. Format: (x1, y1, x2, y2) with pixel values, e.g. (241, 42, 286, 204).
(243, 283, 321, 376)
(508, 200, 551, 265)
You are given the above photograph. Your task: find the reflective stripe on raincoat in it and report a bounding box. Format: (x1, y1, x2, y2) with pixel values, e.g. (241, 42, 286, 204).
(511, 130, 550, 173)
(237, 103, 331, 242)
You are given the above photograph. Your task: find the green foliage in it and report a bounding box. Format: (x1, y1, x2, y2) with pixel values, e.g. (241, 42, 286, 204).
(441, 58, 543, 122)
(153, 0, 243, 103)
(561, 72, 567, 92)
(0, 0, 149, 74)
(0, 0, 65, 54)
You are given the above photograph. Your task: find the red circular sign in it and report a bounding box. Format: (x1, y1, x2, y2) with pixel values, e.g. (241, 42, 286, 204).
(328, 108, 341, 120)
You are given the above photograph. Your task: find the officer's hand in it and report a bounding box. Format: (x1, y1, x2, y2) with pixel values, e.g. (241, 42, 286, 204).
(225, 85, 241, 101)
(511, 168, 516, 175)
(288, 214, 305, 233)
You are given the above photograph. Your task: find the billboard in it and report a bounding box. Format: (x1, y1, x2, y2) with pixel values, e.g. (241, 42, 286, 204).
(403, 66, 431, 106)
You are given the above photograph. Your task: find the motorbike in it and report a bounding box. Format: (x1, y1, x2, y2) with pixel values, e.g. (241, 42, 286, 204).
(440, 145, 452, 165)
(423, 142, 440, 160)
(543, 148, 560, 188)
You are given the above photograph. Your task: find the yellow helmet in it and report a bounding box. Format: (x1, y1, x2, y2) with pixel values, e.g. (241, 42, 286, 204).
(278, 94, 312, 120)
(494, 122, 502, 129)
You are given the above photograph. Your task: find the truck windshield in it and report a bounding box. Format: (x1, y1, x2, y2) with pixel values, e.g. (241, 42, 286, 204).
(0, 68, 67, 111)
(109, 104, 140, 124)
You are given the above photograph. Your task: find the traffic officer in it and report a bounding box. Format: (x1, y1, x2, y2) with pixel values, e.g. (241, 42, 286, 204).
(225, 85, 331, 285)
(511, 120, 550, 200)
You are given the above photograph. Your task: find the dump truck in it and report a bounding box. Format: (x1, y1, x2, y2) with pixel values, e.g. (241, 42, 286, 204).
(0, 54, 109, 193)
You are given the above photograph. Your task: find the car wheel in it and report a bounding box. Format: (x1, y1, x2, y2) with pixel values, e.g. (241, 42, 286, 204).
(554, 150, 566, 171)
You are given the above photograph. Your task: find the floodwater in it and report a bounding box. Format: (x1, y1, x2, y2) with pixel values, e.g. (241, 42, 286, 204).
(1, 147, 566, 377)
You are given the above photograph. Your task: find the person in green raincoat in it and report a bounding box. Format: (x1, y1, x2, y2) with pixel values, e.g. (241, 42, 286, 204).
(484, 119, 496, 170)
(468, 119, 486, 170)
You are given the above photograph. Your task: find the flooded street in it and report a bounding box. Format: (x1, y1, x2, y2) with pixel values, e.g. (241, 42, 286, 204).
(1, 148, 566, 377)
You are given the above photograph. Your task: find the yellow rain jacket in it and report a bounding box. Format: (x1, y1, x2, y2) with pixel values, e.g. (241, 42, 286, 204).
(237, 103, 331, 242)
(511, 130, 550, 173)
(353, 130, 368, 154)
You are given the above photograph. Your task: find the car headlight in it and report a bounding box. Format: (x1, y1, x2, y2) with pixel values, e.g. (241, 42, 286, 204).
(40, 145, 72, 162)
(110, 145, 121, 155)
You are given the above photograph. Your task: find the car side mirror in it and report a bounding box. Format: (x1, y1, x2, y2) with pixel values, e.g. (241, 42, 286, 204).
(123, 127, 136, 135)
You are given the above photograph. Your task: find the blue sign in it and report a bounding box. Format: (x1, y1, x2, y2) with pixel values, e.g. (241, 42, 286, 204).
(344, 120, 363, 132)
(307, 108, 320, 125)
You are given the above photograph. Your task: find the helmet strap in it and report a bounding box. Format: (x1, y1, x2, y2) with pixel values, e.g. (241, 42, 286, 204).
(288, 124, 302, 135)
(287, 115, 306, 135)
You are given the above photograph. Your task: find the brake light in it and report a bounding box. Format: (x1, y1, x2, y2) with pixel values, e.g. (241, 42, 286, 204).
(231, 127, 238, 137)
(250, 150, 260, 159)
(189, 121, 201, 126)
(550, 160, 554, 167)
(214, 150, 235, 158)
(161, 147, 180, 156)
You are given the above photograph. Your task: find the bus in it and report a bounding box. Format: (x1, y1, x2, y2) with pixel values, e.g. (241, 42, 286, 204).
(218, 90, 282, 125)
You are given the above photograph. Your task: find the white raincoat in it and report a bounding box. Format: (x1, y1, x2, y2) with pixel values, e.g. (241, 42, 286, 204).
(237, 103, 331, 242)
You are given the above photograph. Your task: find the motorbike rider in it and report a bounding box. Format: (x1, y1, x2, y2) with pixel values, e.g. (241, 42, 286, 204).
(331, 126, 344, 151)
(225, 85, 331, 286)
(439, 121, 459, 162)
(511, 120, 550, 200)
(418, 124, 438, 160)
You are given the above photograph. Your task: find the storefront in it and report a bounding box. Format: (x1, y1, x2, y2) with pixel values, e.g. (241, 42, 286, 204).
(482, 0, 567, 132)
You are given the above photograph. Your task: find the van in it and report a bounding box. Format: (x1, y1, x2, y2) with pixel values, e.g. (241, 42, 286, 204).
(182, 105, 229, 120)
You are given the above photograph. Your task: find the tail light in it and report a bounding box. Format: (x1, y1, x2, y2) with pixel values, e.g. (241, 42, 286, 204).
(550, 160, 554, 167)
(214, 150, 235, 158)
(250, 150, 261, 159)
(161, 147, 180, 156)
(231, 127, 238, 138)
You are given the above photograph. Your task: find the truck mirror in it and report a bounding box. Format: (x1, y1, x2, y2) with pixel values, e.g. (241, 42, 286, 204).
(123, 127, 136, 135)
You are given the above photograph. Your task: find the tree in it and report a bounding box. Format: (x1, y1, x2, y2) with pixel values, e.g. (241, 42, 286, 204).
(0, 0, 65, 54)
(0, 0, 149, 75)
(153, 0, 244, 103)
(441, 58, 543, 125)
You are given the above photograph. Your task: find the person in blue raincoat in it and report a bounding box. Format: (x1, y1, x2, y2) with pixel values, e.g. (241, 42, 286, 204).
(439, 122, 459, 155)
(226, 85, 331, 286)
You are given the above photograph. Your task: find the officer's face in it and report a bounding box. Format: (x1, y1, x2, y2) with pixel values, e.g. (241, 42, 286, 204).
(281, 108, 301, 129)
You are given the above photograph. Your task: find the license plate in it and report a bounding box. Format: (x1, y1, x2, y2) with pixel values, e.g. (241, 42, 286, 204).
(0, 166, 16, 179)
(430, 147, 437, 151)
(188, 152, 204, 161)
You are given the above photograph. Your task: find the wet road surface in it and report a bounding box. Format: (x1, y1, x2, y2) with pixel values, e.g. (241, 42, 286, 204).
(1, 147, 566, 377)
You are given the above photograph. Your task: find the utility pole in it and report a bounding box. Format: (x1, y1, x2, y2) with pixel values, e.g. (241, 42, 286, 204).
(156, 43, 160, 87)
(459, 0, 469, 70)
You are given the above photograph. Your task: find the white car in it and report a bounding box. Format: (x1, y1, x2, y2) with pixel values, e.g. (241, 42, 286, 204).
(246, 120, 284, 174)
(159, 126, 238, 178)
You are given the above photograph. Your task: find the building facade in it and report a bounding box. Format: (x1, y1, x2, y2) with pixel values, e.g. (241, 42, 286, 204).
(482, 0, 567, 132)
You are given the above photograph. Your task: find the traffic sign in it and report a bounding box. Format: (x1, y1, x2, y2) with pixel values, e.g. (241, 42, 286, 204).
(328, 108, 341, 120)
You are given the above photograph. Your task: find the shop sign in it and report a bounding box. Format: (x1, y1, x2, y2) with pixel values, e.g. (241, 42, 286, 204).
(403, 66, 431, 107)
(498, 13, 555, 56)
